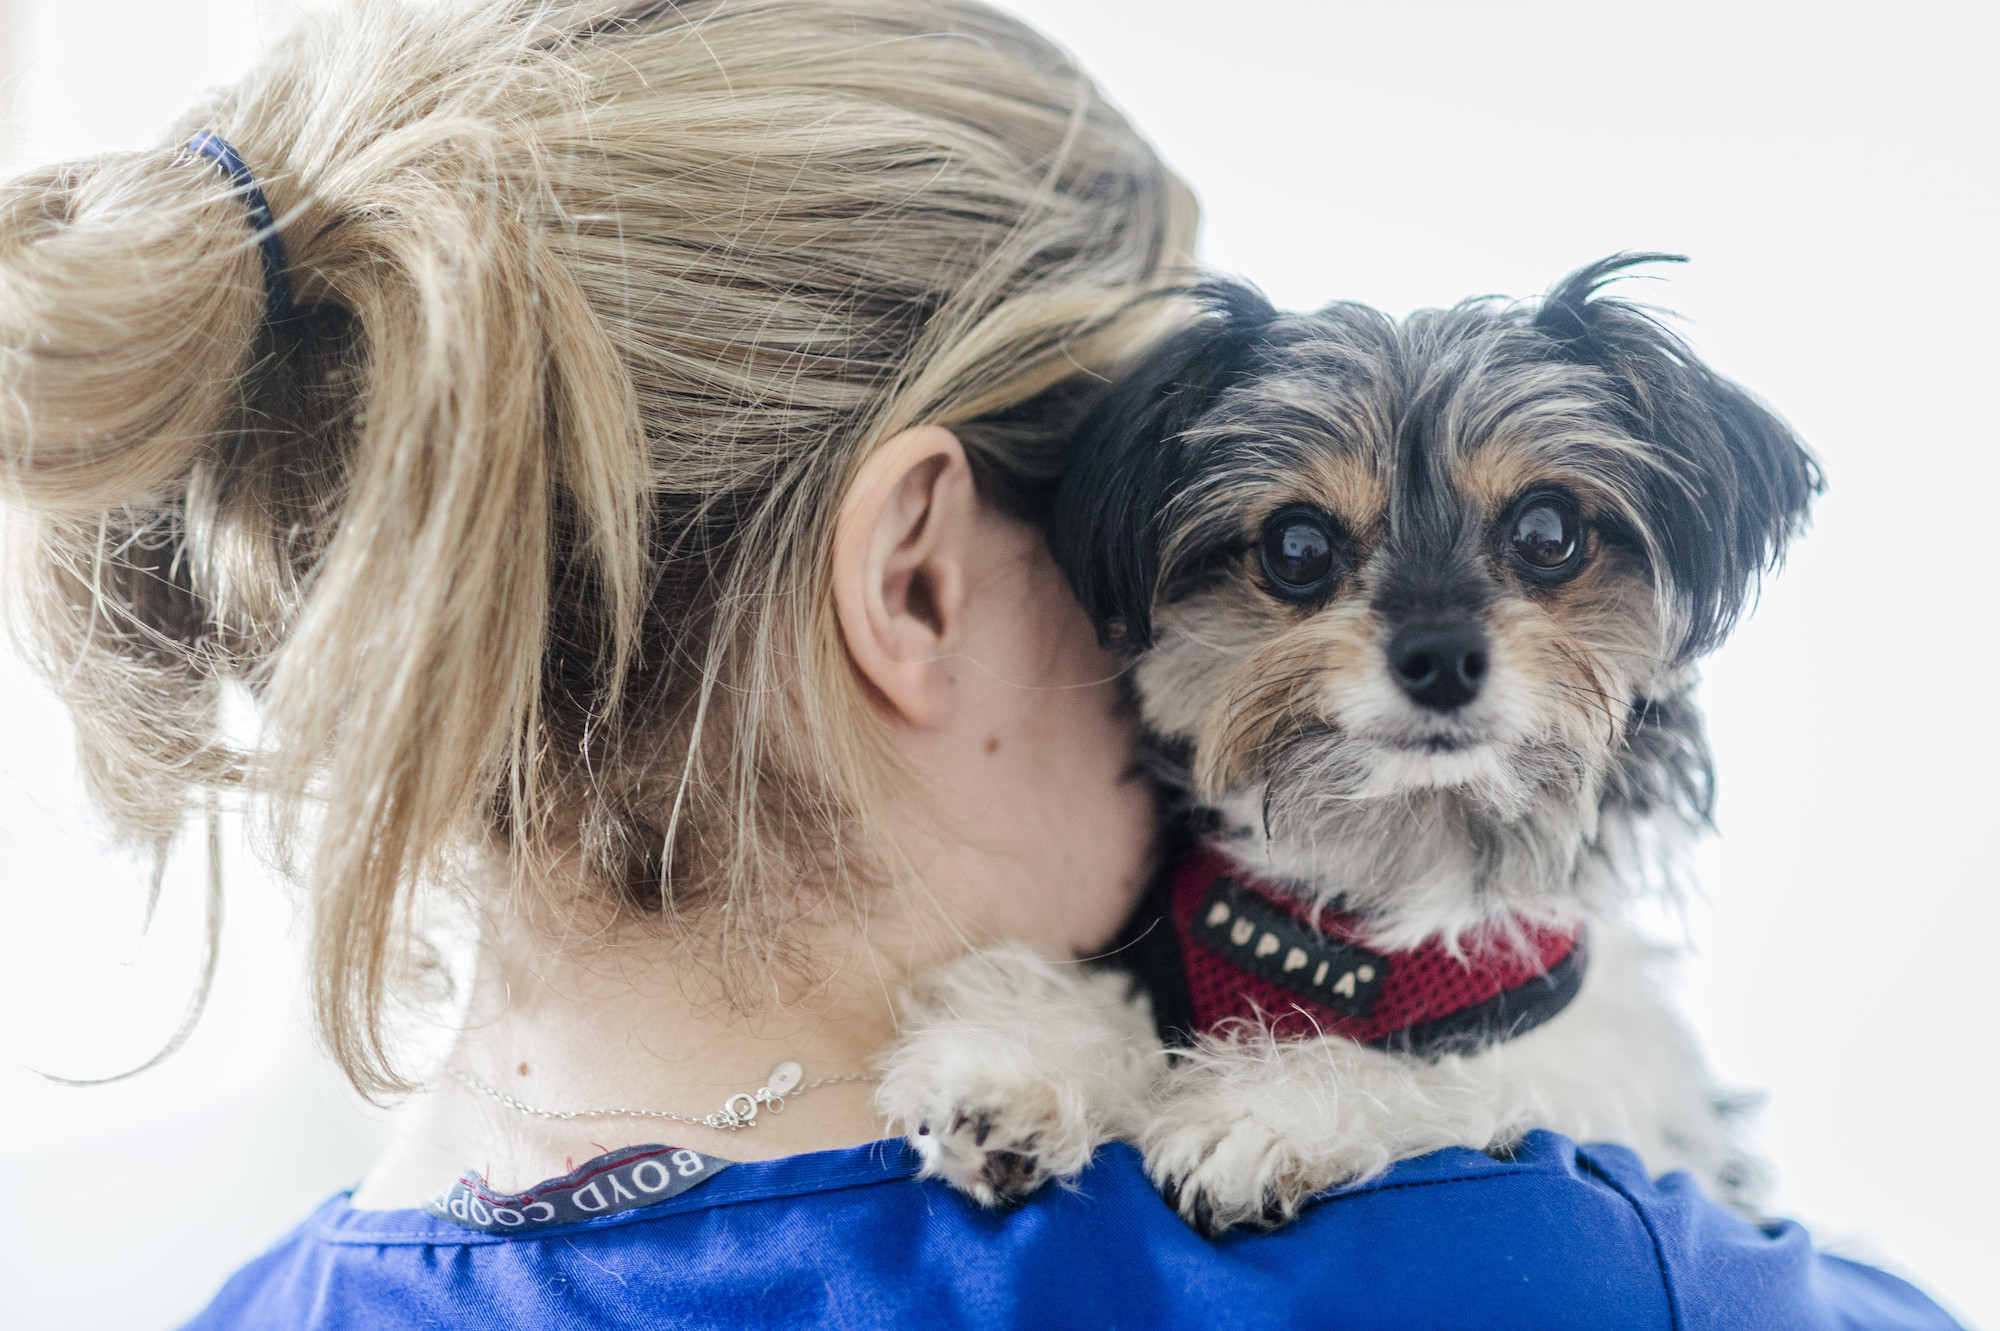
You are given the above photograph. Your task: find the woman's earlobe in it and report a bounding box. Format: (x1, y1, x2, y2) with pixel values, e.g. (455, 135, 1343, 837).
(832, 426, 977, 728)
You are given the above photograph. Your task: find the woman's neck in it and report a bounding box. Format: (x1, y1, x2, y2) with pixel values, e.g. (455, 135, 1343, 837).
(351, 906, 930, 1210)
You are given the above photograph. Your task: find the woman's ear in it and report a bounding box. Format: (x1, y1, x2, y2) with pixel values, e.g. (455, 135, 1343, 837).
(833, 425, 981, 728)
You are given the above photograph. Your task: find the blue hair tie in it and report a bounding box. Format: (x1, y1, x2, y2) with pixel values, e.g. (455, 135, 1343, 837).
(187, 131, 296, 325)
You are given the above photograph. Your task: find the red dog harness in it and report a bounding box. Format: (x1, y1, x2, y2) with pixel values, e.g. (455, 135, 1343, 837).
(1167, 848, 1587, 1055)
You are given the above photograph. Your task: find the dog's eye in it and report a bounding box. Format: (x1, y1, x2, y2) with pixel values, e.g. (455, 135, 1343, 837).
(1258, 506, 1340, 598)
(1512, 503, 1575, 567)
(1507, 492, 1584, 576)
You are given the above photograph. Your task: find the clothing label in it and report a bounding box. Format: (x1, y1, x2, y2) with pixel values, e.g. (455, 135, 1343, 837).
(427, 1143, 733, 1235)
(1190, 875, 1389, 1017)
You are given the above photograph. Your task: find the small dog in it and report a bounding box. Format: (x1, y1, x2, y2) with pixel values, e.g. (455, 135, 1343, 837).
(877, 254, 1819, 1234)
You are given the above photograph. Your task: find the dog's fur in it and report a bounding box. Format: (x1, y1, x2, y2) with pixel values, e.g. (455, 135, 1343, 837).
(876, 255, 1819, 1233)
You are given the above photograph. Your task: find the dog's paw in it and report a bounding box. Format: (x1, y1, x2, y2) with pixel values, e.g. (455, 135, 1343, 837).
(1143, 1097, 1370, 1237)
(877, 942, 1158, 1208)
(914, 1098, 1060, 1206)
(879, 1053, 1095, 1207)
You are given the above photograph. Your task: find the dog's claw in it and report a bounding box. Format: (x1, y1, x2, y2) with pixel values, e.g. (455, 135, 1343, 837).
(974, 1113, 994, 1147)
(1190, 1190, 1215, 1237)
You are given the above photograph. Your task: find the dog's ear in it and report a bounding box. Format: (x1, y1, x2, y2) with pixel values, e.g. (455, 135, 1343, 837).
(1534, 253, 1823, 660)
(1050, 279, 1279, 650)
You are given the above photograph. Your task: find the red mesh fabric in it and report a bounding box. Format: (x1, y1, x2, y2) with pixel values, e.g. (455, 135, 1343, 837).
(1169, 848, 1582, 1045)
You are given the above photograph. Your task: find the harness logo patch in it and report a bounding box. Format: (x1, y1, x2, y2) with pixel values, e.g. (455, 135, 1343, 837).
(1192, 876, 1389, 1017)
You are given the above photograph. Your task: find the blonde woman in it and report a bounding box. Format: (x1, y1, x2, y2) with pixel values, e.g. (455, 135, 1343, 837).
(0, 2, 1957, 1327)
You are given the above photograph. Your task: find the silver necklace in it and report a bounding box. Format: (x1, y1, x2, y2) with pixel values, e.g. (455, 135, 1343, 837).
(449, 1060, 878, 1133)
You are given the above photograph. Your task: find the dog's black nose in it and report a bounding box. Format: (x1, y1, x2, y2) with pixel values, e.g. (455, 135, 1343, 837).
(1388, 624, 1489, 710)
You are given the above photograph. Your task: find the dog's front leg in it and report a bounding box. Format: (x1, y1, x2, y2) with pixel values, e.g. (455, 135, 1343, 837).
(876, 943, 1161, 1205)
(1144, 1031, 1534, 1235)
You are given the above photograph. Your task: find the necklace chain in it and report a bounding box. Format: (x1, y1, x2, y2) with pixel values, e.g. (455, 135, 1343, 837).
(449, 1062, 878, 1133)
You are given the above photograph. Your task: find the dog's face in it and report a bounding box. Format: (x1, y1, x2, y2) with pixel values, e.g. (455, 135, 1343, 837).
(1051, 257, 1818, 945)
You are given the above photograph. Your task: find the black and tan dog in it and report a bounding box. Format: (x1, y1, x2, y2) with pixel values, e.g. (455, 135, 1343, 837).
(877, 254, 1819, 1234)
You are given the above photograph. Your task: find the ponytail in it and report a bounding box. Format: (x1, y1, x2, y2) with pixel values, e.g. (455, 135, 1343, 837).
(0, 149, 270, 513)
(2, 52, 648, 1094)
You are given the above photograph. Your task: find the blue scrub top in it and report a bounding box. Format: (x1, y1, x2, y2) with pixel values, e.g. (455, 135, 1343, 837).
(186, 1130, 1958, 1330)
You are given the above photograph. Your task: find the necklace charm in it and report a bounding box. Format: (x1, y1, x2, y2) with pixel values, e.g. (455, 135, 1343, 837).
(714, 1060, 808, 1128)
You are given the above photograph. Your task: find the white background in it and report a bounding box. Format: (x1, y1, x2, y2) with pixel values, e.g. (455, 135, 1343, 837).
(1, 2, 1993, 1327)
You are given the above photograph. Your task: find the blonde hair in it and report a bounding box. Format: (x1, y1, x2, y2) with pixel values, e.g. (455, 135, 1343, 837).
(0, 0, 1194, 1096)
